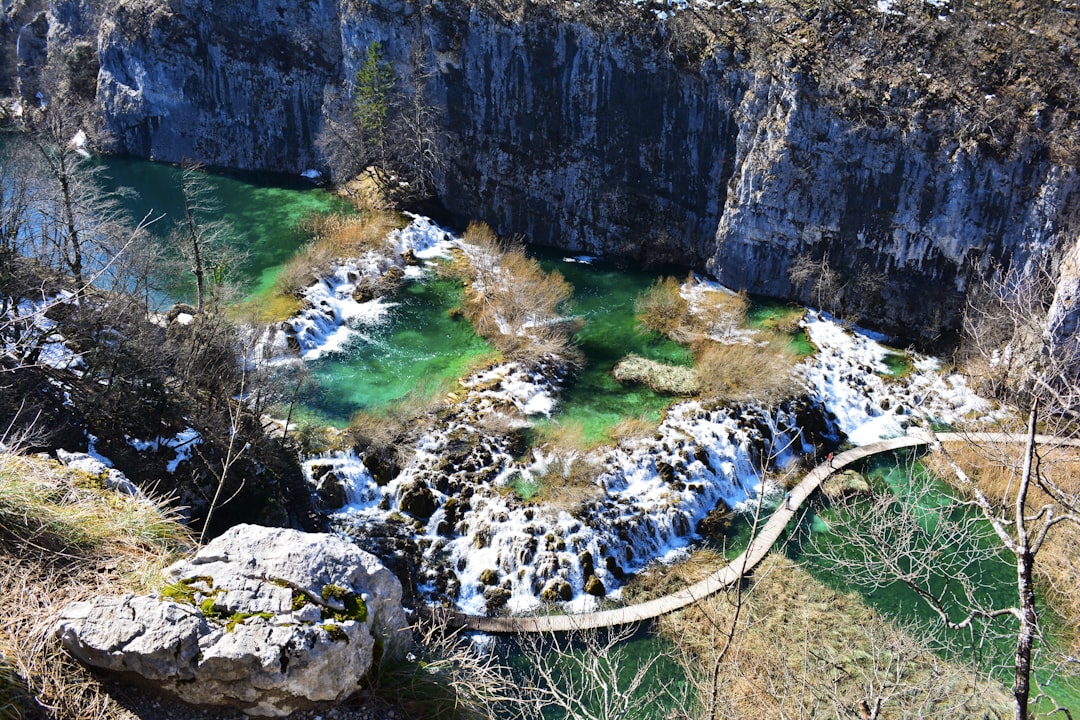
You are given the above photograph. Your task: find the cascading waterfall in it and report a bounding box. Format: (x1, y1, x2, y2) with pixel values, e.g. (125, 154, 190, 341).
(307, 365, 823, 614)
(286, 214, 1002, 617)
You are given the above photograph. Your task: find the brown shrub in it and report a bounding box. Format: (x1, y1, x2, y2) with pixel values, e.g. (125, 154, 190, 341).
(273, 211, 403, 298)
(693, 335, 800, 404)
(657, 553, 1011, 719)
(634, 276, 688, 337)
(450, 223, 579, 365)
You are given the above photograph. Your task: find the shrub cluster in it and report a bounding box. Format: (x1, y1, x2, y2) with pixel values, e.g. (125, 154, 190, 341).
(633, 276, 801, 403)
(273, 211, 403, 300)
(446, 223, 581, 366)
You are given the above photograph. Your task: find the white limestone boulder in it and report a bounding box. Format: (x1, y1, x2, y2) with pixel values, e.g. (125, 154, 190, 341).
(56, 524, 408, 717)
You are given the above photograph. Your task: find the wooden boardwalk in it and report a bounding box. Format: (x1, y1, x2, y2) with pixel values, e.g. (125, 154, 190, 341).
(432, 431, 1080, 634)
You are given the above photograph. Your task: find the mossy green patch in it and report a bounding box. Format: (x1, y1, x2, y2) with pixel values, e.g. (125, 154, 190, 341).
(225, 612, 274, 632)
(159, 576, 214, 605)
(321, 623, 350, 643)
(320, 584, 368, 623)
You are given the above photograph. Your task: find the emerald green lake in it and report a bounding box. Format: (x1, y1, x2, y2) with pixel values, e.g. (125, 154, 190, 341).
(294, 276, 496, 427)
(94, 158, 694, 435)
(93, 156, 352, 299)
(536, 252, 694, 445)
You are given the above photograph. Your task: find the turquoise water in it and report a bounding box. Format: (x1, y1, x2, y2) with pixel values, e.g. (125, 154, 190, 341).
(93, 158, 695, 437)
(92, 156, 351, 300)
(792, 451, 1080, 712)
(536, 252, 694, 445)
(295, 276, 495, 427)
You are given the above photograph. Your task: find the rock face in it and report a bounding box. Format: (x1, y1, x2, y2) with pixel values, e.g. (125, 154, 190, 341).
(55, 524, 408, 717)
(19, 1, 1080, 340)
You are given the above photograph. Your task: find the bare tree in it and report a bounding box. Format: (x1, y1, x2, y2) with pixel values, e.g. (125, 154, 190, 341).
(317, 37, 444, 203)
(809, 263, 1080, 720)
(515, 624, 695, 720)
(788, 252, 845, 316)
(171, 161, 240, 314)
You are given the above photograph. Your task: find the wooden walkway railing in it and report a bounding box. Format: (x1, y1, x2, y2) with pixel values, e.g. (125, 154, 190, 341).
(427, 431, 1080, 634)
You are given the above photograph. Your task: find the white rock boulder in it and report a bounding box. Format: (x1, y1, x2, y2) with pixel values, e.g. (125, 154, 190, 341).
(56, 524, 408, 717)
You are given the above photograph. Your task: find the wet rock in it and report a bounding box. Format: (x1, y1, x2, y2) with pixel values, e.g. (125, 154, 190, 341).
(584, 575, 606, 598)
(696, 501, 734, 539)
(483, 586, 512, 613)
(578, 551, 594, 579)
(479, 568, 499, 586)
(313, 471, 347, 511)
(399, 481, 437, 519)
(604, 557, 626, 581)
(655, 460, 677, 484)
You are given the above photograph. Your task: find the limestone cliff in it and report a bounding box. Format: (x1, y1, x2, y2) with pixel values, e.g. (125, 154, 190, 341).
(17, 0, 1080, 343)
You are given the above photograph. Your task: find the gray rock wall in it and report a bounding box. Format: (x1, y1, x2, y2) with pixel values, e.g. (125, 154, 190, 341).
(95, 0, 343, 170)
(24, 0, 1079, 341)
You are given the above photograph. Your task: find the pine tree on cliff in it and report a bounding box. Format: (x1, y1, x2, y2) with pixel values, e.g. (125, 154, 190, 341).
(354, 41, 395, 162)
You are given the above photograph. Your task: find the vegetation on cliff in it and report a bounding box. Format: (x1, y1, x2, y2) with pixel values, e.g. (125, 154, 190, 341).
(0, 452, 189, 718)
(488, 0, 1079, 164)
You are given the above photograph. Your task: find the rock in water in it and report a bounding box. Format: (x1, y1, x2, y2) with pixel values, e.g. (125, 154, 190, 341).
(55, 524, 408, 717)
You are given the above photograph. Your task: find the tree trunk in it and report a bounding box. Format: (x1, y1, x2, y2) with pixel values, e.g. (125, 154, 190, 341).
(1011, 401, 1039, 720)
(1013, 550, 1036, 720)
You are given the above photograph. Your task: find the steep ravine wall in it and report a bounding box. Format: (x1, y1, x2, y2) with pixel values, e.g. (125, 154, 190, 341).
(21, 0, 1080, 342)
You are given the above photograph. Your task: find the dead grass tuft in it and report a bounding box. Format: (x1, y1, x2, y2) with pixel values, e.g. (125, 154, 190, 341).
(620, 548, 729, 604)
(606, 415, 662, 446)
(0, 453, 191, 719)
(524, 424, 603, 514)
(634, 276, 689, 338)
(273, 211, 404, 298)
(692, 335, 800, 404)
(633, 276, 801, 404)
(446, 223, 580, 366)
(347, 386, 450, 460)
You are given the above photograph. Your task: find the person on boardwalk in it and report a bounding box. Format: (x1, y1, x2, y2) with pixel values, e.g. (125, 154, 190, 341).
(827, 452, 834, 468)
(784, 491, 792, 510)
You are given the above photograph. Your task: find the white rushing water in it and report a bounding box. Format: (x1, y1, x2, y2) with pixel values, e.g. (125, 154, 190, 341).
(286, 217, 1001, 616)
(268, 214, 458, 360)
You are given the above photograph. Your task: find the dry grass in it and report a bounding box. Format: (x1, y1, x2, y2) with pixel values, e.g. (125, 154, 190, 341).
(620, 548, 730, 604)
(656, 553, 1012, 719)
(0, 453, 191, 719)
(447, 223, 580, 365)
(634, 276, 688, 337)
(692, 335, 800, 404)
(606, 415, 662, 446)
(524, 424, 603, 513)
(347, 386, 450, 459)
(273, 211, 404, 298)
(231, 292, 304, 324)
(633, 276, 800, 404)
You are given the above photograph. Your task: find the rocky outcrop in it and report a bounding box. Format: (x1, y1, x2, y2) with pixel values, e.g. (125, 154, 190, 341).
(94, 0, 343, 171)
(55, 524, 408, 717)
(20, 1, 1080, 341)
